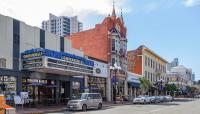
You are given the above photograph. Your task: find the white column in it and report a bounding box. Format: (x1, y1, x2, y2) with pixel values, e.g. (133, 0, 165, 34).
(124, 79, 128, 97)
(106, 76, 111, 101)
(134, 88, 137, 98)
(130, 87, 133, 100)
(84, 75, 88, 93)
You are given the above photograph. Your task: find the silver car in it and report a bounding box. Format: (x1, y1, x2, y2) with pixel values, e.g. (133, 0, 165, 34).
(133, 95, 151, 104)
(67, 93, 103, 111)
(164, 95, 173, 102)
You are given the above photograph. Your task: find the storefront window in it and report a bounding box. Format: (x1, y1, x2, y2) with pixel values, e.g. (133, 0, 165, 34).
(72, 81, 80, 97)
(22, 78, 56, 103)
(88, 77, 106, 100)
(0, 76, 16, 103)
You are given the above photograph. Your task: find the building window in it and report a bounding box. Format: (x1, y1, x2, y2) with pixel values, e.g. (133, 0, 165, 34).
(148, 72, 150, 80)
(145, 71, 147, 78)
(112, 58, 115, 66)
(145, 56, 147, 66)
(111, 39, 115, 51)
(153, 61, 155, 69)
(40, 29, 45, 48)
(13, 19, 20, 70)
(60, 36, 64, 52)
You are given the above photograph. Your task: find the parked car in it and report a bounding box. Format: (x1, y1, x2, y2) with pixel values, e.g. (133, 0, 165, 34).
(194, 94, 200, 98)
(133, 95, 151, 104)
(158, 96, 165, 102)
(164, 95, 173, 102)
(67, 93, 103, 111)
(149, 96, 160, 103)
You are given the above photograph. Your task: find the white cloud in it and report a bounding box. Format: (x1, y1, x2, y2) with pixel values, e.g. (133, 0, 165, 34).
(0, 0, 130, 27)
(184, 0, 200, 7)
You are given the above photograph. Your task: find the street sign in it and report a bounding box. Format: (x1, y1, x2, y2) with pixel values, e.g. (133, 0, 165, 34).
(111, 76, 119, 84)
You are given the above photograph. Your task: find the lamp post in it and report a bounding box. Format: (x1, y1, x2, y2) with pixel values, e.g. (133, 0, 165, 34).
(110, 63, 121, 104)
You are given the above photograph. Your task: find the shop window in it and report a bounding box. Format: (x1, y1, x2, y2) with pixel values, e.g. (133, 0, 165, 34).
(0, 76, 16, 100)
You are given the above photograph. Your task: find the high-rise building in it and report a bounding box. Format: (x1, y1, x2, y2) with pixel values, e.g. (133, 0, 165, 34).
(42, 13, 83, 37)
(192, 73, 195, 81)
(167, 58, 179, 71)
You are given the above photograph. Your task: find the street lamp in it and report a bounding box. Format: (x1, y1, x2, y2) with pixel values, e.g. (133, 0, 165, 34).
(110, 62, 121, 104)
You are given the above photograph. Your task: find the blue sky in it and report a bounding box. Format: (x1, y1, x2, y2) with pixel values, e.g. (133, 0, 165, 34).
(84, 0, 200, 80)
(0, 0, 199, 80)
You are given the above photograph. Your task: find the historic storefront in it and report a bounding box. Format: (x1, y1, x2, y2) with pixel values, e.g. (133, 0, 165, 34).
(87, 60, 108, 100)
(127, 72, 141, 100)
(19, 48, 94, 104)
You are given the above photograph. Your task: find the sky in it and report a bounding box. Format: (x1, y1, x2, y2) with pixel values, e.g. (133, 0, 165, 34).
(0, 0, 200, 80)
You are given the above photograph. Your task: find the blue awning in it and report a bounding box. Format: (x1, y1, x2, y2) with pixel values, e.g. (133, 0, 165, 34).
(129, 82, 140, 88)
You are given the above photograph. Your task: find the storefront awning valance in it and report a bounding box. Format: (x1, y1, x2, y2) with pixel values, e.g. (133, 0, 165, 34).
(129, 82, 140, 88)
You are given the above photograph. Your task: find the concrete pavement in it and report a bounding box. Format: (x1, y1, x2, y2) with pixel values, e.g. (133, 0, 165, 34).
(46, 98, 200, 114)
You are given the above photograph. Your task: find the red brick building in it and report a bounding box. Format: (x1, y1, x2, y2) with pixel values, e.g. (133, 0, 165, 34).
(67, 6, 128, 99)
(67, 11, 127, 63)
(128, 45, 168, 83)
(128, 46, 143, 75)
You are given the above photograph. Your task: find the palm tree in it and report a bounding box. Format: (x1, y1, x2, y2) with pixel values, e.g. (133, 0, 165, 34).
(139, 77, 151, 95)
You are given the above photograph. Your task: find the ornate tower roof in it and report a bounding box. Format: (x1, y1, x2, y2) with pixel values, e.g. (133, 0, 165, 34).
(120, 9, 124, 24)
(112, 0, 116, 18)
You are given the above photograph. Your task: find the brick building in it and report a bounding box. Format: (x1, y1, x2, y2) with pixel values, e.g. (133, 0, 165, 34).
(67, 6, 128, 101)
(128, 45, 168, 83)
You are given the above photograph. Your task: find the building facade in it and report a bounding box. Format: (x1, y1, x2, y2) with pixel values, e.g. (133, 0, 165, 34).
(0, 14, 108, 104)
(42, 13, 82, 37)
(167, 58, 179, 71)
(67, 6, 128, 101)
(127, 72, 141, 100)
(170, 65, 192, 81)
(128, 45, 168, 83)
(167, 72, 189, 90)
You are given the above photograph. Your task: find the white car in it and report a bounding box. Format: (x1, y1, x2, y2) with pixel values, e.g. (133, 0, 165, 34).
(133, 96, 151, 104)
(164, 95, 173, 102)
(67, 93, 103, 111)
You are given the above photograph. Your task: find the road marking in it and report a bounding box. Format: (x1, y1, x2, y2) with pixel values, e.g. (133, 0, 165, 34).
(149, 109, 161, 113)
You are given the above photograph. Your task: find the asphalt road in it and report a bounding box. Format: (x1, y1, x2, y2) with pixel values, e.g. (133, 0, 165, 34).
(46, 98, 200, 114)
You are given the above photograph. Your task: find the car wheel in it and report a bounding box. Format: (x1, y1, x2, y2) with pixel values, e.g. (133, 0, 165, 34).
(82, 104, 87, 111)
(98, 103, 102, 109)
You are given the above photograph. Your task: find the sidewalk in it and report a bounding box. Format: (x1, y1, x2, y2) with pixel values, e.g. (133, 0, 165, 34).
(16, 105, 67, 114)
(16, 101, 133, 114)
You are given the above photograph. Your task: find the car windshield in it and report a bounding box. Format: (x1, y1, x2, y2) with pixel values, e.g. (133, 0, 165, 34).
(72, 94, 87, 100)
(137, 96, 144, 98)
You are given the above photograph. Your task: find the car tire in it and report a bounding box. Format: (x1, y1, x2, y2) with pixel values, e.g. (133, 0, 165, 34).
(82, 104, 87, 111)
(98, 103, 102, 109)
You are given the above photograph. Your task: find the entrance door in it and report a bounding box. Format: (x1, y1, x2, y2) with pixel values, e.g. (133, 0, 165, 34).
(61, 81, 71, 99)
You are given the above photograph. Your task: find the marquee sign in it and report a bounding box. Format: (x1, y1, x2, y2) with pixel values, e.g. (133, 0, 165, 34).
(21, 48, 94, 66)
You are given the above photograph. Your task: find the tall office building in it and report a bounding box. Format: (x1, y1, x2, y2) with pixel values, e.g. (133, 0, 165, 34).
(42, 13, 83, 37)
(167, 58, 179, 71)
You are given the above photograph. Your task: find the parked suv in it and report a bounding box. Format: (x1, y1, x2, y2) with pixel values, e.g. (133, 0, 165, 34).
(67, 93, 103, 111)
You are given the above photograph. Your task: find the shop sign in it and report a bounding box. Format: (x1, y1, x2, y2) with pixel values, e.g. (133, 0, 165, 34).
(22, 51, 43, 59)
(21, 48, 94, 67)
